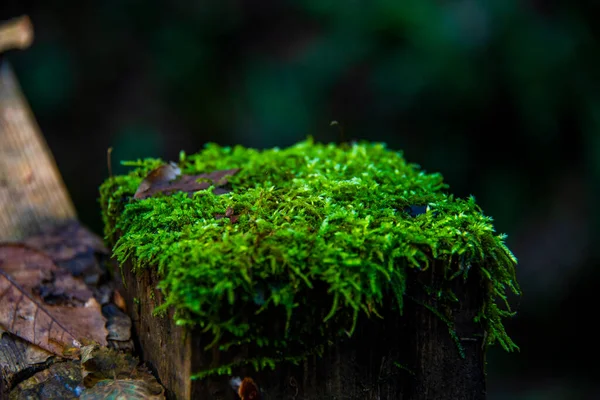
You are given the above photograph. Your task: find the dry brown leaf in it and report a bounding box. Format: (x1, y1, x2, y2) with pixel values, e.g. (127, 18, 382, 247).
(238, 377, 261, 400)
(9, 361, 83, 400)
(80, 345, 138, 387)
(112, 290, 126, 312)
(23, 221, 108, 260)
(0, 243, 93, 305)
(214, 206, 241, 223)
(79, 345, 165, 399)
(0, 332, 54, 393)
(133, 163, 181, 199)
(133, 164, 239, 200)
(0, 269, 82, 358)
(79, 378, 165, 400)
(0, 244, 108, 358)
(23, 220, 108, 283)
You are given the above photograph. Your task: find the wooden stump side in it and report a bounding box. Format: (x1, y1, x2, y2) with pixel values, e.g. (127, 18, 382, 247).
(121, 258, 486, 400)
(121, 260, 193, 400)
(405, 263, 486, 400)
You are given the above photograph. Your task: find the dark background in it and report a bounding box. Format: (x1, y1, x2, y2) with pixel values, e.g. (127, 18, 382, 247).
(1, 1, 597, 398)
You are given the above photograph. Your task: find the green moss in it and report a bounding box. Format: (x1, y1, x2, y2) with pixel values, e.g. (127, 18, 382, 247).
(100, 138, 520, 378)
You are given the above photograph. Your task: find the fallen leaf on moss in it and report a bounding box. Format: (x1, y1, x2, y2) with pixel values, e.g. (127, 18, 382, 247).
(215, 206, 240, 223)
(0, 244, 108, 358)
(133, 162, 181, 199)
(133, 164, 239, 200)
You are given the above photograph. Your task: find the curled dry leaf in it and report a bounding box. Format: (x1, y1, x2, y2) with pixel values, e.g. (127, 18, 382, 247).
(238, 377, 261, 400)
(79, 378, 165, 400)
(133, 162, 181, 199)
(80, 345, 137, 387)
(0, 244, 108, 359)
(133, 164, 239, 200)
(9, 361, 83, 400)
(112, 290, 126, 312)
(79, 345, 165, 400)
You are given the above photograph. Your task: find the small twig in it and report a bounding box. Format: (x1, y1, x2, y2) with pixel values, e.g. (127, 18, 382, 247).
(107, 147, 113, 179)
(0, 16, 34, 54)
(330, 120, 345, 143)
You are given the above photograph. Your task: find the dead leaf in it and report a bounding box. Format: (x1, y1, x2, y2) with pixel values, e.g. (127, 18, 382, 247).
(9, 361, 83, 400)
(79, 378, 165, 400)
(133, 162, 181, 199)
(35, 268, 93, 306)
(79, 345, 165, 399)
(133, 165, 239, 200)
(215, 206, 241, 223)
(238, 377, 261, 400)
(0, 332, 54, 393)
(0, 243, 94, 305)
(0, 269, 82, 358)
(0, 244, 108, 358)
(23, 220, 108, 284)
(112, 290, 126, 312)
(80, 345, 138, 387)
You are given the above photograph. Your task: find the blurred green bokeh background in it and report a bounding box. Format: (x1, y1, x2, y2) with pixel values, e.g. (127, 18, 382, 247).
(1, 1, 597, 398)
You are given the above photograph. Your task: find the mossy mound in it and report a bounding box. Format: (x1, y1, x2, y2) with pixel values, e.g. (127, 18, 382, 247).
(100, 139, 519, 378)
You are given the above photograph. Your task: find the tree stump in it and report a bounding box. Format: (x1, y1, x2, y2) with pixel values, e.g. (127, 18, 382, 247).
(101, 142, 519, 400)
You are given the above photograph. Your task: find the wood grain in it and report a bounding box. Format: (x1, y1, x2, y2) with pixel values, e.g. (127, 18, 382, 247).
(0, 62, 76, 241)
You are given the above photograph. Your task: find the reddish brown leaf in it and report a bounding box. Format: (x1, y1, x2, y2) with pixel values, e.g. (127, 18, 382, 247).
(23, 220, 109, 283)
(133, 164, 239, 200)
(23, 221, 109, 260)
(133, 163, 181, 199)
(112, 289, 126, 312)
(0, 243, 93, 306)
(0, 269, 82, 358)
(215, 206, 240, 223)
(0, 244, 108, 358)
(239, 377, 261, 400)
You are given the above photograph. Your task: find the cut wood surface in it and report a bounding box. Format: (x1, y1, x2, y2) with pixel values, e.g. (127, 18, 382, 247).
(0, 62, 77, 240)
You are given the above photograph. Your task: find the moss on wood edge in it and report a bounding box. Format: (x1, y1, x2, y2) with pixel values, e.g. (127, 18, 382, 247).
(99, 139, 520, 379)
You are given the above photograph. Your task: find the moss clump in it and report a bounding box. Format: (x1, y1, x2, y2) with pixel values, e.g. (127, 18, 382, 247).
(100, 138, 519, 378)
